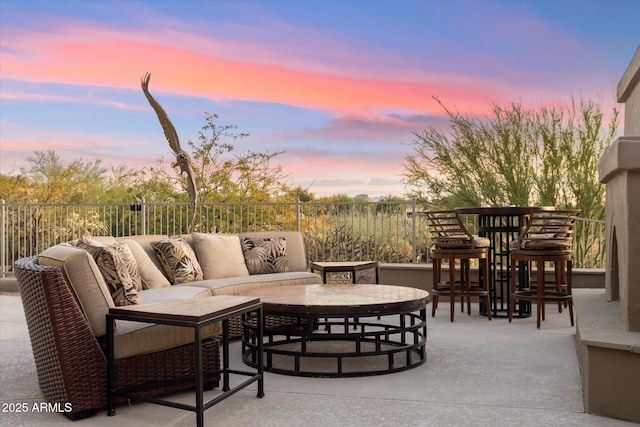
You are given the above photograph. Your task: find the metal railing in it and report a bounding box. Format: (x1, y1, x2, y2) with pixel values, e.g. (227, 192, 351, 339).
(0, 200, 605, 277)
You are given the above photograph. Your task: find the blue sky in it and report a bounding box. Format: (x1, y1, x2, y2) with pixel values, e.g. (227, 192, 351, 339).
(1, 0, 638, 197)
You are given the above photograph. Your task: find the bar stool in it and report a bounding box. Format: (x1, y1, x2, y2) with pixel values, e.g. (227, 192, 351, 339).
(508, 209, 580, 328)
(425, 211, 491, 322)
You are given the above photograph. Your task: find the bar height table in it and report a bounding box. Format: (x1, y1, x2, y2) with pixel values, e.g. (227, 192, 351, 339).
(455, 206, 552, 318)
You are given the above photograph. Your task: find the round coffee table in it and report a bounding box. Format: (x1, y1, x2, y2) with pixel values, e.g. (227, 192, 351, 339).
(241, 284, 430, 377)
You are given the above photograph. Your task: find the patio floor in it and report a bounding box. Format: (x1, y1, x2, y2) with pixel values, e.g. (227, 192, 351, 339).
(0, 293, 635, 427)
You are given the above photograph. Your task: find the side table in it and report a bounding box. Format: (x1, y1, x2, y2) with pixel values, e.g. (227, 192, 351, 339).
(310, 261, 379, 284)
(107, 295, 263, 427)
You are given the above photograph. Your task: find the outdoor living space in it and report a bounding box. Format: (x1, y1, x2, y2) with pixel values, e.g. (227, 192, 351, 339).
(2, 5, 640, 425)
(1, 290, 635, 427)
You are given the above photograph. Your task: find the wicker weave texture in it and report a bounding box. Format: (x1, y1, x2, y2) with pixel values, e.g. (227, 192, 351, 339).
(14, 256, 222, 419)
(15, 257, 107, 415)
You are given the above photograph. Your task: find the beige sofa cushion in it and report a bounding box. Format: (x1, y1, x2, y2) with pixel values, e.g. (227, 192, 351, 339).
(187, 271, 322, 296)
(84, 236, 117, 244)
(38, 244, 114, 337)
(116, 235, 168, 273)
(113, 291, 220, 359)
(192, 233, 249, 279)
(137, 285, 212, 304)
(120, 239, 171, 289)
(113, 321, 221, 359)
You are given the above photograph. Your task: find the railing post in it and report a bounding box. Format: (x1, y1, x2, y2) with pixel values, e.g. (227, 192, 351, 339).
(295, 198, 301, 232)
(1, 200, 5, 277)
(141, 198, 146, 235)
(411, 198, 417, 263)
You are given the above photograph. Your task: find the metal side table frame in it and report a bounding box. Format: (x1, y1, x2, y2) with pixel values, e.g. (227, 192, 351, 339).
(107, 296, 263, 427)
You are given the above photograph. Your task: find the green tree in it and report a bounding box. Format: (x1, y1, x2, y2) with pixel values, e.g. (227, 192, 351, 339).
(189, 113, 289, 202)
(0, 173, 29, 202)
(281, 186, 315, 202)
(15, 150, 108, 203)
(127, 158, 187, 203)
(403, 97, 619, 220)
(376, 194, 406, 214)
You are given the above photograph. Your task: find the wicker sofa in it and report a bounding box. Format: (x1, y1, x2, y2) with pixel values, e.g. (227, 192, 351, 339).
(14, 231, 321, 419)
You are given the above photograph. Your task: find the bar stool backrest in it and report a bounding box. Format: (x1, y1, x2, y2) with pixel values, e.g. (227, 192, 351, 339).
(425, 210, 477, 249)
(514, 209, 581, 251)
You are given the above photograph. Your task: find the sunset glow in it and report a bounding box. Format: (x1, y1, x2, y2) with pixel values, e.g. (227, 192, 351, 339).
(1, 0, 637, 197)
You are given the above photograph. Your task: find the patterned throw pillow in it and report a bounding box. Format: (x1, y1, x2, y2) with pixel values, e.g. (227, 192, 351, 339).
(151, 237, 204, 284)
(241, 237, 290, 275)
(76, 238, 140, 306)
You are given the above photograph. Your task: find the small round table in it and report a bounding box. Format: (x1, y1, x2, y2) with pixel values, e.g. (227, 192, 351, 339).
(241, 284, 429, 377)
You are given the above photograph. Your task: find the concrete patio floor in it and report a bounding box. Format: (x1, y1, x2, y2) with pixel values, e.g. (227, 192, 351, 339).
(0, 293, 635, 427)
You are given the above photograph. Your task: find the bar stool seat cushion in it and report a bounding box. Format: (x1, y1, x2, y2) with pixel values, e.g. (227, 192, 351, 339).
(433, 235, 490, 249)
(509, 235, 572, 251)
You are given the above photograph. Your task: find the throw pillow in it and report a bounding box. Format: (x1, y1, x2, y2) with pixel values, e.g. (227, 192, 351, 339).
(192, 233, 249, 279)
(75, 238, 140, 306)
(76, 238, 143, 291)
(241, 237, 290, 275)
(150, 237, 204, 284)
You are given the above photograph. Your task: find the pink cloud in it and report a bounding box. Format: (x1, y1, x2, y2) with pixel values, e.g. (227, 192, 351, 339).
(0, 22, 519, 117)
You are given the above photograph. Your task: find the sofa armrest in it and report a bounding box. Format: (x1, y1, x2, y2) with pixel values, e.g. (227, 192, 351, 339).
(14, 257, 108, 418)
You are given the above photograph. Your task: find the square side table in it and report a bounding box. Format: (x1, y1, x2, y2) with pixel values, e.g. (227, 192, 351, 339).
(107, 295, 263, 427)
(310, 261, 379, 284)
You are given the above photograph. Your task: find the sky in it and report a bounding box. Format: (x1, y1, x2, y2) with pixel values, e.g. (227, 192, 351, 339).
(1, 0, 639, 198)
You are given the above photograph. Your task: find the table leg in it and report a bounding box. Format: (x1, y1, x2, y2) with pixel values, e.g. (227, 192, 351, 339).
(257, 306, 265, 398)
(195, 325, 204, 427)
(222, 319, 230, 392)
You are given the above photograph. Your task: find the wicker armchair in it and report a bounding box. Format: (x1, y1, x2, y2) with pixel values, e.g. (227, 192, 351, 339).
(14, 256, 220, 420)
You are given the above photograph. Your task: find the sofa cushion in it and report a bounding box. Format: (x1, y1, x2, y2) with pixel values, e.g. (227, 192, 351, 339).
(241, 236, 290, 275)
(76, 238, 140, 306)
(151, 237, 204, 284)
(137, 285, 212, 304)
(38, 244, 115, 336)
(188, 271, 322, 296)
(120, 239, 171, 289)
(113, 294, 232, 359)
(115, 234, 168, 271)
(116, 235, 169, 274)
(113, 296, 219, 360)
(113, 320, 221, 359)
(192, 233, 249, 279)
